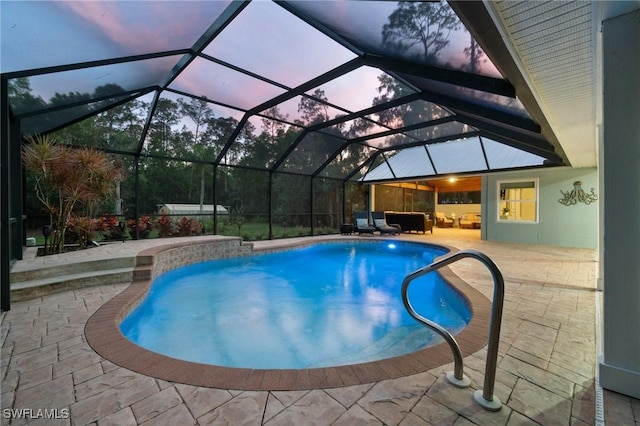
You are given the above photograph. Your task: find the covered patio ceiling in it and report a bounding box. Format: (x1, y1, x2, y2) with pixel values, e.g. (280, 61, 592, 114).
(1, 0, 583, 182)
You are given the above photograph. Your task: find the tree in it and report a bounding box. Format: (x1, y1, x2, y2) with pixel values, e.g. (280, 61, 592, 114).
(382, 1, 460, 63)
(203, 115, 245, 193)
(179, 98, 213, 142)
(111, 158, 126, 215)
(147, 98, 181, 154)
(6, 78, 47, 113)
(179, 97, 215, 210)
(49, 91, 92, 109)
(206, 116, 244, 165)
(374, 1, 470, 145)
(297, 90, 330, 125)
(93, 98, 144, 151)
(284, 91, 337, 173)
(241, 107, 290, 169)
(464, 34, 487, 74)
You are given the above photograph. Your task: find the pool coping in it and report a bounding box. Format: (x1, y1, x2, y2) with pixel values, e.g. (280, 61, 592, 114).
(85, 236, 492, 391)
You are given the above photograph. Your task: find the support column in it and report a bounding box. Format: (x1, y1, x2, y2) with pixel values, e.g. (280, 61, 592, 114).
(369, 184, 375, 212)
(134, 157, 140, 240)
(599, 8, 640, 399)
(1, 78, 11, 311)
(310, 176, 314, 236)
(268, 172, 273, 240)
(212, 164, 218, 235)
(1, 78, 24, 312)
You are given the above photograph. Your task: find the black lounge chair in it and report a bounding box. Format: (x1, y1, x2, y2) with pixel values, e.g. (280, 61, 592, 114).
(371, 211, 399, 235)
(353, 211, 376, 235)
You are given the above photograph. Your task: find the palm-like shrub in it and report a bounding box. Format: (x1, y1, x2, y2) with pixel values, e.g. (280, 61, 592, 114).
(22, 135, 119, 254)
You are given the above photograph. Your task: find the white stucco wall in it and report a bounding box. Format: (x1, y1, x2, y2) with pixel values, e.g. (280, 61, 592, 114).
(483, 167, 598, 249)
(435, 204, 481, 220)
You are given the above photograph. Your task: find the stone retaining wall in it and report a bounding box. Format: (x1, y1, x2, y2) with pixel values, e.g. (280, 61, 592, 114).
(142, 237, 254, 279)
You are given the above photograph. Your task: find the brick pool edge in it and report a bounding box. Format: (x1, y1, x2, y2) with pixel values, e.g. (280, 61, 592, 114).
(85, 237, 492, 391)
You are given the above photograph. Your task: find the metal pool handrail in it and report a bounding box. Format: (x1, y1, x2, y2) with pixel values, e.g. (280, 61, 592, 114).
(401, 249, 505, 411)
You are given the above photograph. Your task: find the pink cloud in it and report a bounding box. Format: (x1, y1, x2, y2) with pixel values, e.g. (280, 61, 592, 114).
(58, 1, 230, 57)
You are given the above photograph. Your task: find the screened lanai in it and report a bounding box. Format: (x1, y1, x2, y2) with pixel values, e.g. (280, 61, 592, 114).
(2, 1, 568, 310)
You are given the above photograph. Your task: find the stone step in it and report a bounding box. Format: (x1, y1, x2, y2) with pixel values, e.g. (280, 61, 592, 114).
(10, 267, 135, 302)
(10, 256, 137, 284)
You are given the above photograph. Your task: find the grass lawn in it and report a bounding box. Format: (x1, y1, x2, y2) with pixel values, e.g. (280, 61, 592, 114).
(25, 222, 340, 246)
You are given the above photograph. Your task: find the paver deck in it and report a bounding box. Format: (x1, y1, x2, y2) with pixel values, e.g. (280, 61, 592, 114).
(2, 229, 639, 425)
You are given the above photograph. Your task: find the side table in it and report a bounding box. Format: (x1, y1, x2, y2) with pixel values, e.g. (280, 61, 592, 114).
(340, 223, 354, 235)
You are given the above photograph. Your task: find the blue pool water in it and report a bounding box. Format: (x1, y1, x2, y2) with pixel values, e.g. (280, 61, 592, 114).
(120, 241, 471, 369)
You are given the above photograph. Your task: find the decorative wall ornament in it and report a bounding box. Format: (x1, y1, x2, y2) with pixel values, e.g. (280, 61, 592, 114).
(558, 181, 598, 206)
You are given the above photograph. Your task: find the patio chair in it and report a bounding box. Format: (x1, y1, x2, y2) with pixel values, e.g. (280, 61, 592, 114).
(353, 211, 376, 235)
(371, 211, 399, 235)
(435, 211, 454, 228)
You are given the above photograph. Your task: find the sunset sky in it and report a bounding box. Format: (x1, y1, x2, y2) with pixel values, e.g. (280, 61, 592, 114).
(2, 1, 499, 119)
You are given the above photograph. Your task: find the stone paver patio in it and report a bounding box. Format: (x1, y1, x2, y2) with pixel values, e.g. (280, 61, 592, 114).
(2, 229, 639, 425)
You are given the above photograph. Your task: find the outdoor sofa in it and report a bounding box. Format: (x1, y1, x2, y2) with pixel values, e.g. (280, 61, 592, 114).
(384, 212, 433, 234)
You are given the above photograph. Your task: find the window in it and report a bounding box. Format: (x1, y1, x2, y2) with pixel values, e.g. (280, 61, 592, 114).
(438, 191, 481, 204)
(497, 179, 538, 223)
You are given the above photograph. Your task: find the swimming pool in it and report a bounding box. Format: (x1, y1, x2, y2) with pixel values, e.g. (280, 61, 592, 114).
(120, 240, 471, 369)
